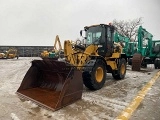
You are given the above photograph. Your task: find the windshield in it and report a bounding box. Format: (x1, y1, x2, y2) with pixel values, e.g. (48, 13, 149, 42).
(85, 26, 102, 45)
(155, 41, 160, 46)
(153, 41, 160, 47)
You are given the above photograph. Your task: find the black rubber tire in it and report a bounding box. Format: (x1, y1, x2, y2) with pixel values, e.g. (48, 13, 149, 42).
(158, 59, 160, 69)
(141, 62, 147, 68)
(82, 59, 106, 90)
(132, 53, 142, 71)
(128, 58, 132, 65)
(154, 59, 158, 69)
(112, 58, 126, 80)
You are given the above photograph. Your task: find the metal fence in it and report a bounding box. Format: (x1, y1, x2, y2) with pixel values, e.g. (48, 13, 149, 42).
(0, 46, 53, 57)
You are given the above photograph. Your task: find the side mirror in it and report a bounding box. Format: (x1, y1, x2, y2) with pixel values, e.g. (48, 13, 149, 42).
(80, 30, 82, 36)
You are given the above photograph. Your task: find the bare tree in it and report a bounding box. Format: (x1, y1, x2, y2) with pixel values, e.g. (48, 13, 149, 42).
(112, 17, 143, 41)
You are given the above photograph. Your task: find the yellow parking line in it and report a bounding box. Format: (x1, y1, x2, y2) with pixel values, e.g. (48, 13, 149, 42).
(116, 71, 160, 120)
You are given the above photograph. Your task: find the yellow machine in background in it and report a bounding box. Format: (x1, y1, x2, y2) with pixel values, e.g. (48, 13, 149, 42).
(49, 35, 64, 58)
(40, 35, 63, 59)
(0, 52, 5, 58)
(53, 35, 62, 53)
(40, 50, 50, 58)
(17, 24, 127, 111)
(0, 48, 19, 59)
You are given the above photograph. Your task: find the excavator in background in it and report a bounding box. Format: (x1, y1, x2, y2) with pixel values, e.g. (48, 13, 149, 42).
(114, 26, 160, 70)
(114, 32, 138, 56)
(17, 23, 127, 111)
(132, 26, 160, 71)
(48, 35, 64, 59)
(152, 40, 160, 69)
(0, 48, 19, 59)
(40, 35, 63, 59)
(114, 32, 138, 65)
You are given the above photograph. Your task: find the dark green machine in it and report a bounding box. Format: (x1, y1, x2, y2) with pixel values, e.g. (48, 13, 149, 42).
(132, 26, 160, 70)
(114, 32, 130, 53)
(114, 32, 138, 64)
(147, 40, 160, 69)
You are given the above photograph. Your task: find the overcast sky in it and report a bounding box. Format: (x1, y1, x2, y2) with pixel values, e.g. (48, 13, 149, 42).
(0, 0, 160, 46)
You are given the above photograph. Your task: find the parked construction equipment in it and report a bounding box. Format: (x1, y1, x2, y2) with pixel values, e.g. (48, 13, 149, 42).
(114, 26, 160, 70)
(114, 32, 138, 57)
(152, 40, 160, 69)
(132, 26, 160, 71)
(17, 23, 127, 111)
(0, 48, 19, 59)
(40, 50, 50, 58)
(40, 35, 63, 59)
(114, 32, 138, 65)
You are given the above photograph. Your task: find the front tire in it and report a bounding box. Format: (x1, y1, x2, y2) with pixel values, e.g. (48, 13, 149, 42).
(83, 59, 106, 90)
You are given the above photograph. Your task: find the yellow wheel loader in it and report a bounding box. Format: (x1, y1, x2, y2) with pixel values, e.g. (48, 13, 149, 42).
(0, 52, 5, 58)
(40, 50, 50, 58)
(17, 24, 127, 111)
(0, 48, 19, 59)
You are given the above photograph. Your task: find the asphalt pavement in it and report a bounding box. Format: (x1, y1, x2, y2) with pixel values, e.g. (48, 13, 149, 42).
(130, 75, 160, 120)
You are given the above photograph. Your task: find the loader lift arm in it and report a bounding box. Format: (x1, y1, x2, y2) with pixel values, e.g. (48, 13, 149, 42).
(64, 40, 98, 69)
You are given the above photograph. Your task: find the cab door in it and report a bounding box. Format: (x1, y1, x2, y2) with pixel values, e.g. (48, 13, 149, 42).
(98, 26, 114, 57)
(105, 26, 114, 57)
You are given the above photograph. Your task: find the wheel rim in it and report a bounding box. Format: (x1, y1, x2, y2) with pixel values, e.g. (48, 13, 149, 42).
(120, 64, 125, 75)
(95, 67, 103, 83)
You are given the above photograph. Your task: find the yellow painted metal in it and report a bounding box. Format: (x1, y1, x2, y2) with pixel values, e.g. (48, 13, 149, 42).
(54, 35, 62, 52)
(64, 40, 99, 70)
(41, 51, 49, 58)
(113, 42, 123, 53)
(0, 53, 5, 58)
(106, 61, 117, 70)
(8, 54, 14, 58)
(120, 64, 125, 75)
(95, 67, 103, 83)
(63, 30, 124, 71)
(111, 53, 120, 58)
(64, 40, 76, 66)
(1, 48, 18, 59)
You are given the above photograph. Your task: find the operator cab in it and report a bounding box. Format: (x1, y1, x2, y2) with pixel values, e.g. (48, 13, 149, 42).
(152, 40, 160, 53)
(82, 24, 114, 57)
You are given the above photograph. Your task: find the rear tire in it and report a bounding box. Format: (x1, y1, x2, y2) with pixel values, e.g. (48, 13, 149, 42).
(154, 59, 158, 69)
(112, 58, 126, 80)
(128, 58, 132, 65)
(158, 60, 160, 69)
(83, 59, 106, 90)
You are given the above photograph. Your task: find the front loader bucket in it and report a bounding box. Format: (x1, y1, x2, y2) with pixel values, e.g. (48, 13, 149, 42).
(16, 59, 83, 111)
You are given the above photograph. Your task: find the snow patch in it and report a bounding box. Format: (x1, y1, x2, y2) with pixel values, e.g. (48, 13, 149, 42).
(11, 113, 20, 120)
(24, 100, 38, 108)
